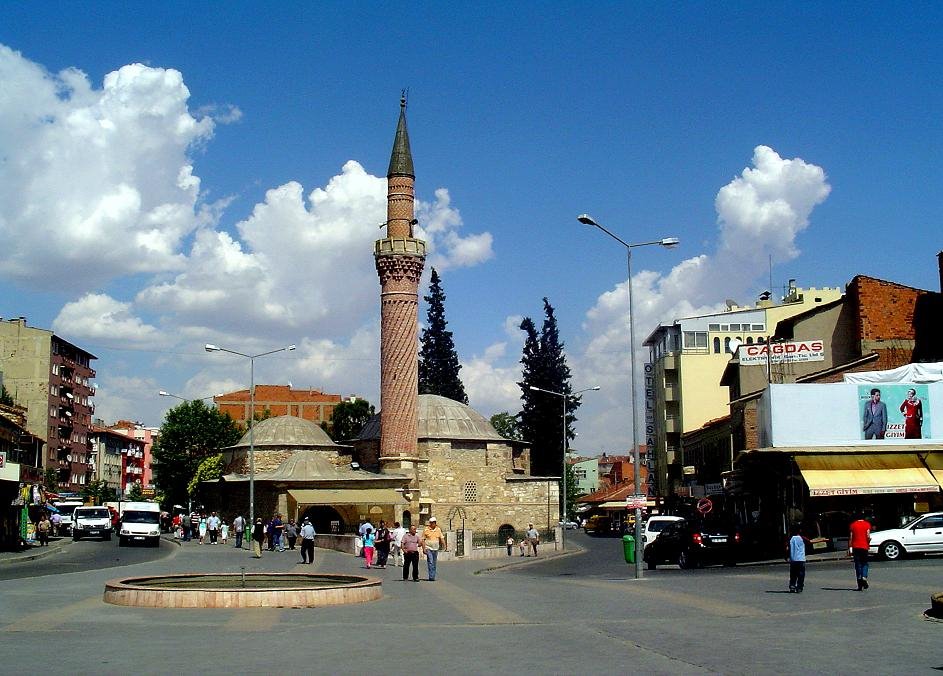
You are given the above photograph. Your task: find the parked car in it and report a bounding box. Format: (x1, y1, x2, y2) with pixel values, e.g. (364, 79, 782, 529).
(559, 520, 580, 530)
(71, 506, 113, 541)
(583, 514, 612, 535)
(868, 512, 943, 560)
(643, 518, 741, 569)
(641, 515, 684, 550)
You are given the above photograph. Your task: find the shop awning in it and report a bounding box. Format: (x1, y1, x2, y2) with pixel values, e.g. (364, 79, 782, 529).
(923, 453, 943, 487)
(795, 453, 941, 497)
(597, 501, 629, 509)
(288, 488, 407, 506)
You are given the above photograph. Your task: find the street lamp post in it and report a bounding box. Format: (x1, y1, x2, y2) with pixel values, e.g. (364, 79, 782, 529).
(577, 213, 678, 580)
(528, 385, 600, 551)
(204, 343, 296, 529)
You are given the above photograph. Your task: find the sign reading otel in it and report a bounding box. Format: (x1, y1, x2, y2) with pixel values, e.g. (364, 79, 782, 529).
(739, 340, 825, 366)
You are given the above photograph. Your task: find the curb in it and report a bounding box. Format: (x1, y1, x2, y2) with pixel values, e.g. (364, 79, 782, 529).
(476, 541, 586, 574)
(0, 539, 68, 565)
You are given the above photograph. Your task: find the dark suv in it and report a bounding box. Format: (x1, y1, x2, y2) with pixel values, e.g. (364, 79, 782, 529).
(643, 517, 740, 569)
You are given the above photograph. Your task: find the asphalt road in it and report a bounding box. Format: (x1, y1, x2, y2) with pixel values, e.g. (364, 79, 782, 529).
(0, 535, 174, 580)
(1, 531, 940, 675)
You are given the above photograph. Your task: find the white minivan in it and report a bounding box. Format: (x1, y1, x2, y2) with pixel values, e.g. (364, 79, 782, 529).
(118, 501, 161, 548)
(72, 506, 113, 541)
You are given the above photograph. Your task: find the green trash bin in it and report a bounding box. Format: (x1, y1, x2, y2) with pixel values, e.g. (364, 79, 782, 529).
(622, 534, 635, 564)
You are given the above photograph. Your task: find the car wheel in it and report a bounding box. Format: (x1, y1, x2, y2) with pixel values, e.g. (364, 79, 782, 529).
(678, 550, 690, 569)
(881, 541, 904, 560)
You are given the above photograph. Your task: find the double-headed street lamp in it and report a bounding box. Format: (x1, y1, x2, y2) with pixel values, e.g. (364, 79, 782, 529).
(158, 391, 219, 403)
(204, 343, 296, 527)
(578, 213, 679, 579)
(528, 384, 600, 550)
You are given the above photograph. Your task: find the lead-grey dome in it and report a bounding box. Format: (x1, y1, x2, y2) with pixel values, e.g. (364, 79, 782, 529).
(230, 415, 339, 448)
(358, 394, 506, 442)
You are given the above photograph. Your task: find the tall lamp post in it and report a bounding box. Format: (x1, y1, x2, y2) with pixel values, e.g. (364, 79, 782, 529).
(528, 385, 600, 551)
(204, 343, 296, 528)
(577, 213, 679, 579)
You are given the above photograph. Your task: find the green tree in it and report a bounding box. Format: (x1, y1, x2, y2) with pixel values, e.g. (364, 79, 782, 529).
(152, 399, 242, 509)
(43, 467, 59, 492)
(0, 384, 14, 406)
(82, 479, 115, 505)
(489, 412, 522, 441)
(328, 399, 375, 441)
(187, 453, 225, 495)
(125, 483, 145, 502)
(517, 298, 579, 477)
(418, 268, 468, 404)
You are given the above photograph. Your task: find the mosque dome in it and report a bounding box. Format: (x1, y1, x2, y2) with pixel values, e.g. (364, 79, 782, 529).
(229, 414, 339, 448)
(358, 394, 507, 442)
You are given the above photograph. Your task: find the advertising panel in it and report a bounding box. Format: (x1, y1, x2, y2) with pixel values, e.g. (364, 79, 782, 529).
(739, 340, 825, 366)
(765, 382, 942, 447)
(858, 384, 930, 440)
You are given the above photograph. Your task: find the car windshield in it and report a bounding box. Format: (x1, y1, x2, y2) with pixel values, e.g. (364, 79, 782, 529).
(648, 521, 672, 533)
(123, 510, 159, 524)
(77, 509, 109, 519)
(57, 505, 79, 516)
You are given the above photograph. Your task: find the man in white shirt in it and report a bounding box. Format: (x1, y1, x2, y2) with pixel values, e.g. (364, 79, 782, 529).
(232, 515, 245, 549)
(299, 518, 316, 564)
(389, 521, 407, 567)
(207, 512, 221, 544)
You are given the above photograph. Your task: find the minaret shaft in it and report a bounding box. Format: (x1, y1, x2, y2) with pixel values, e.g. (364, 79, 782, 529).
(375, 97, 425, 466)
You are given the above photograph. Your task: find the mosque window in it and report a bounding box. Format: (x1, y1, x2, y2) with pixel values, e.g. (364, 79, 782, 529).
(463, 481, 479, 503)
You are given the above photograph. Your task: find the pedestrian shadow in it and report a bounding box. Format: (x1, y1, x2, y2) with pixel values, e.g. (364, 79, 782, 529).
(764, 590, 793, 594)
(820, 587, 859, 592)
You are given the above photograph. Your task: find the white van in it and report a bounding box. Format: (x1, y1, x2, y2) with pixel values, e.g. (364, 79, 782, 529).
(54, 500, 85, 535)
(118, 501, 161, 547)
(72, 506, 113, 541)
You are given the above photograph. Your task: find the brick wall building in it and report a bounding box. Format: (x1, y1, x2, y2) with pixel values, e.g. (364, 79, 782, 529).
(214, 385, 344, 428)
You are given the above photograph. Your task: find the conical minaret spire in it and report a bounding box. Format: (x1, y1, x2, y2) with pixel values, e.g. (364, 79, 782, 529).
(375, 95, 426, 472)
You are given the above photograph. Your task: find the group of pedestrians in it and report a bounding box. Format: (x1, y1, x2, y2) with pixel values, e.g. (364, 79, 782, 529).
(787, 513, 873, 593)
(172, 511, 229, 544)
(505, 523, 541, 557)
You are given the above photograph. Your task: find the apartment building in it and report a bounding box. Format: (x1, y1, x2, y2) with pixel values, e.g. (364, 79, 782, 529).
(0, 318, 96, 492)
(214, 385, 345, 428)
(643, 282, 841, 496)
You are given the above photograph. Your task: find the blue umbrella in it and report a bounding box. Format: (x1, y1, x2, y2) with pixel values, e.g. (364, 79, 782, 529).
(45, 504, 60, 513)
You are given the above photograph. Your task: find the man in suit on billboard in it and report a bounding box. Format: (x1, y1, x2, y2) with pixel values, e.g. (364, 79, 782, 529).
(863, 388, 888, 440)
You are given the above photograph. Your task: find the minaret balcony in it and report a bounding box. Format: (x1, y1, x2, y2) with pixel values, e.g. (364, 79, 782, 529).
(375, 237, 426, 257)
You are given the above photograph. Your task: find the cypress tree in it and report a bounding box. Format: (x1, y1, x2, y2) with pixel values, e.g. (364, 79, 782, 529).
(418, 268, 468, 404)
(517, 298, 580, 477)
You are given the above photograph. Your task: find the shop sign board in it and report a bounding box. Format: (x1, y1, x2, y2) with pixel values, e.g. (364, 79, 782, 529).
(739, 340, 825, 366)
(625, 494, 647, 509)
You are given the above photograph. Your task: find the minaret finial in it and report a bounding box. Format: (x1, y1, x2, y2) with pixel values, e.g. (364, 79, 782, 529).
(401, 88, 408, 110)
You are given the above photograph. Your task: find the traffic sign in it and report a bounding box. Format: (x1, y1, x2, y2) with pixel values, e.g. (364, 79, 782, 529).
(625, 494, 647, 509)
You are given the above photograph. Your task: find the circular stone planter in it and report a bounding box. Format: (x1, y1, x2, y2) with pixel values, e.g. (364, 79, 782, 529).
(103, 573, 382, 608)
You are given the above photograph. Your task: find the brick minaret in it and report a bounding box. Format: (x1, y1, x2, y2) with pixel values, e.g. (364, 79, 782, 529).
(375, 95, 426, 472)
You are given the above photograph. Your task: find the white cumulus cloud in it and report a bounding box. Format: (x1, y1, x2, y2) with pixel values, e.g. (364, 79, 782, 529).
(53, 293, 162, 346)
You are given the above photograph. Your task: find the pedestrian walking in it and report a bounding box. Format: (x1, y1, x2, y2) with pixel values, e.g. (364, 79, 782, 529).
(198, 515, 207, 544)
(519, 539, 527, 556)
(375, 520, 391, 568)
(233, 515, 245, 549)
(36, 513, 51, 546)
(506, 535, 514, 556)
(220, 521, 229, 545)
(849, 514, 872, 590)
(299, 518, 316, 564)
(189, 511, 200, 542)
(390, 521, 406, 567)
(207, 511, 221, 544)
(526, 523, 539, 557)
(401, 524, 421, 581)
(285, 519, 298, 550)
(787, 524, 806, 593)
(251, 517, 265, 558)
(268, 514, 284, 551)
(363, 527, 376, 568)
(421, 516, 446, 581)
(50, 511, 61, 536)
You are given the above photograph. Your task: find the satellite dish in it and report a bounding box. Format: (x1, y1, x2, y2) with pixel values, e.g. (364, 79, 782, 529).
(729, 338, 743, 355)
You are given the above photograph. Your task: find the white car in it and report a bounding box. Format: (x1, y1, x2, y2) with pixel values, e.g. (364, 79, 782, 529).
(641, 515, 684, 549)
(868, 512, 943, 560)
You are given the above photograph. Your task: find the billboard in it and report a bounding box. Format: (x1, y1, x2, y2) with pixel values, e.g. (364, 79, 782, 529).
(764, 382, 942, 447)
(858, 384, 929, 440)
(738, 340, 825, 366)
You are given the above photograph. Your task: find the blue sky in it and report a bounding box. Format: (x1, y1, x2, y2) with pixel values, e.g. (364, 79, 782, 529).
(1, 3, 941, 454)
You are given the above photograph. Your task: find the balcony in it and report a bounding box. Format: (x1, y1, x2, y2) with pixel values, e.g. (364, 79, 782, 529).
(665, 415, 681, 434)
(664, 384, 680, 401)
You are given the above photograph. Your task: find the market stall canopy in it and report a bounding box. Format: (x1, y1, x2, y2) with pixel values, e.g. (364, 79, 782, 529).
(795, 453, 940, 497)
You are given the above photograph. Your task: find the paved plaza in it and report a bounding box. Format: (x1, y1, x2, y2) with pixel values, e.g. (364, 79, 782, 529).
(1, 533, 940, 674)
